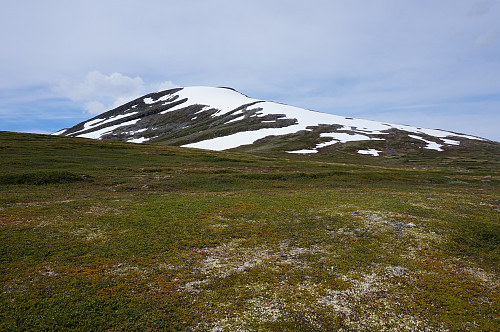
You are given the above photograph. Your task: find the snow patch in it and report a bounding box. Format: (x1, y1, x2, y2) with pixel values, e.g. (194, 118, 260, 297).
(144, 95, 171, 104)
(409, 135, 443, 151)
(441, 138, 460, 145)
(318, 133, 381, 148)
(97, 112, 138, 127)
(225, 115, 245, 124)
(76, 119, 140, 139)
(161, 86, 261, 116)
(358, 149, 382, 156)
(132, 128, 148, 134)
(127, 137, 150, 143)
(71, 112, 139, 136)
(182, 125, 304, 151)
(51, 129, 66, 135)
(286, 149, 318, 154)
(83, 118, 105, 129)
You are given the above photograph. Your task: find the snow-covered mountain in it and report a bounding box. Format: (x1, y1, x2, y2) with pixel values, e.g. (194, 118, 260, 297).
(53, 86, 487, 156)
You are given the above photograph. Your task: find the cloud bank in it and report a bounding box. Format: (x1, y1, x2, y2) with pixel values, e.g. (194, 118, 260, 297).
(55, 71, 177, 115)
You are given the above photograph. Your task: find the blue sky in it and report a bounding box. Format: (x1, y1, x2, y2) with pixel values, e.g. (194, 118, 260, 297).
(1, 0, 499, 141)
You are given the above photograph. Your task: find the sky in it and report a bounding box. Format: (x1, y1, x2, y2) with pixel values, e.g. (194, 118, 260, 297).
(1, 0, 499, 141)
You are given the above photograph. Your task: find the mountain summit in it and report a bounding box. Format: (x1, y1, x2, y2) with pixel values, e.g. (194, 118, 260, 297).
(53, 86, 487, 156)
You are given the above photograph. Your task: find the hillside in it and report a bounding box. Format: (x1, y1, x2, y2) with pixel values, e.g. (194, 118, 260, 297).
(52, 87, 496, 162)
(0, 131, 499, 331)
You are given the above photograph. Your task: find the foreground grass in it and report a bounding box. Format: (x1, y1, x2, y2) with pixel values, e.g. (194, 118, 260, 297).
(1, 131, 499, 331)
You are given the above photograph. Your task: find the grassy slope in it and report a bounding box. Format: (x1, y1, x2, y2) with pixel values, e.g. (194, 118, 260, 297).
(0, 131, 499, 331)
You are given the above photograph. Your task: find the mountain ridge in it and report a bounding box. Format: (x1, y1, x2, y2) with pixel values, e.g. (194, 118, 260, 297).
(53, 86, 493, 157)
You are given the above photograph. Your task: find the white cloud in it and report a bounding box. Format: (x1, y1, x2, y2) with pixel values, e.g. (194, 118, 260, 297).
(83, 101, 107, 115)
(55, 71, 178, 115)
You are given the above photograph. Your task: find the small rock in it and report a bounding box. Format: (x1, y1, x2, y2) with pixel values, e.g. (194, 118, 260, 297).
(386, 266, 408, 277)
(382, 220, 415, 231)
(211, 327, 224, 332)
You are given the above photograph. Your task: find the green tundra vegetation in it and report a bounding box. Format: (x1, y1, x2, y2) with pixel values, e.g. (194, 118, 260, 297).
(0, 131, 498, 331)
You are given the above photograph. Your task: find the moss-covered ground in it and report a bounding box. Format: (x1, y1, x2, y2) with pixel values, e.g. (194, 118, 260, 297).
(0, 131, 498, 331)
